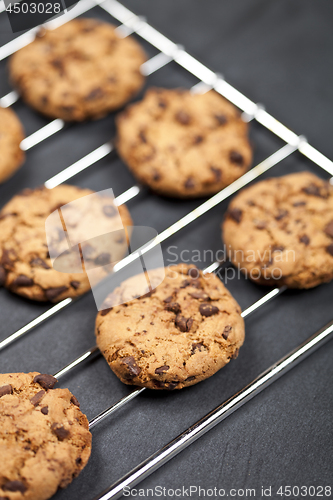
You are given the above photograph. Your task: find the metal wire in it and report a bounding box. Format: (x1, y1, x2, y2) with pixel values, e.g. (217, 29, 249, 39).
(1, 3, 332, 498)
(0, 144, 295, 352)
(95, 319, 333, 500)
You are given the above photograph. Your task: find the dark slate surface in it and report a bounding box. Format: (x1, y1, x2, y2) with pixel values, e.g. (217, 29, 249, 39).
(0, 1, 332, 499)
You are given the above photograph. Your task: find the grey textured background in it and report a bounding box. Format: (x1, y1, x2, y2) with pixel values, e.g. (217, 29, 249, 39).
(0, 1, 332, 499)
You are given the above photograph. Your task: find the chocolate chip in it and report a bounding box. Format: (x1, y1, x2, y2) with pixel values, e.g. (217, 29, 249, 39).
(188, 319, 194, 332)
(94, 253, 111, 265)
(189, 291, 209, 300)
(299, 234, 310, 246)
(191, 342, 203, 353)
(158, 99, 167, 108)
(1, 248, 15, 267)
(85, 87, 104, 100)
(199, 303, 219, 317)
(76, 457, 82, 465)
(175, 110, 191, 125)
(139, 130, 147, 143)
(165, 302, 181, 314)
(70, 281, 81, 289)
(100, 307, 113, 316)
(33, 374, 57, 390)
(41, 406, 49, 415)
(30, 390, 46, 406)
(175, 315, 193, 332)
(121, 356, 141, 379)
(152, 170, 161, 182)
(153, 379, 178, 390)
(103, 205, 117, 217)
(30, 257, 50, 269)
(70, 395, 80, 407)
(302, 184, 321, 197)
(163, 295, 174, 303)
(275, 209, 289, 221)
(188, 267, 200, 278)
(215, 114, 227, 125)
(210, 166, 222, 182)
(51, 423, 70, 441)
(184, 177, 195, 189)
(324, 220, 333, 238)
(0, 384, 13, 397)
(142, 289, 156, 298)
(272, 245, 285, 252)
(230, 150, 244, 165)
(228, 208, 242, 223)
(185, 376, 196, 382)
(45, 286, 68, 301)
(293, 201, 306, 207)
(155, 365, 170, 374)
(222, 325, 232, 340)
(3, 481, 27, 493)
(12, 275, 34, 287)
(255, 220, 267, 230)
(51, 58, 65, 75)
(0, 266, 6, 286)
(231, 348, 239, 359)
(326, 243, 333, 256)
(193, 135, 204, 144)
(61, 105, 75, 114)
(167, 382, 178, 390)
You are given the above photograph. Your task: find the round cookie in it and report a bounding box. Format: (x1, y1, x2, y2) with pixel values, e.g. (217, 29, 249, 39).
(222, 171, 333, 289)
(0, 185, 132, 302)
(9, 19, 146, 121)
(0, 107, 25, 183)
(0, 372, 91, 500)
(95, 264, 245, 390)
(116, 88, 252, 198)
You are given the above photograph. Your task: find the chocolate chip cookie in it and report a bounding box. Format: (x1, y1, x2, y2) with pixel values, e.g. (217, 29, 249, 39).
(9, 19, 146, 121)
(0, 185, 132, 302)
(0, 107, 25, 183)
(116, 88, 252, 198)
(0, 372, 91, 500)
(222, 171, 333, 288)
(95, 264, 245, 390)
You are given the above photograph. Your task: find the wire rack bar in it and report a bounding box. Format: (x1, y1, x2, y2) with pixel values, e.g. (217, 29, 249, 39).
(95, 319, 333, 500)
(0, 298, 73, 350)
(54, 271, 286, 384)
(0, 143, 296, 352)
(0, 185, 140, 351)
(44, 143, 113, 188)
(52, 283, 287, 438)
(98, 0, 333, 174)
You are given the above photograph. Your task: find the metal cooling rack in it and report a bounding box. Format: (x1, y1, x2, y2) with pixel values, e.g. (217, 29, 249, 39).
(0, 1, 333, 499)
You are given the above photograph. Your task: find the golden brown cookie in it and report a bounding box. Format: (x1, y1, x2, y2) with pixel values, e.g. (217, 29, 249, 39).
(0, 107, 25, 183)
(95, 264, 245, 390)
(9, 19, 146, 121)
(0, 185, 132, 302)
(0, 372, 91, 500)
(116, 88, 252, 198)
(222, 172, 333, 288)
